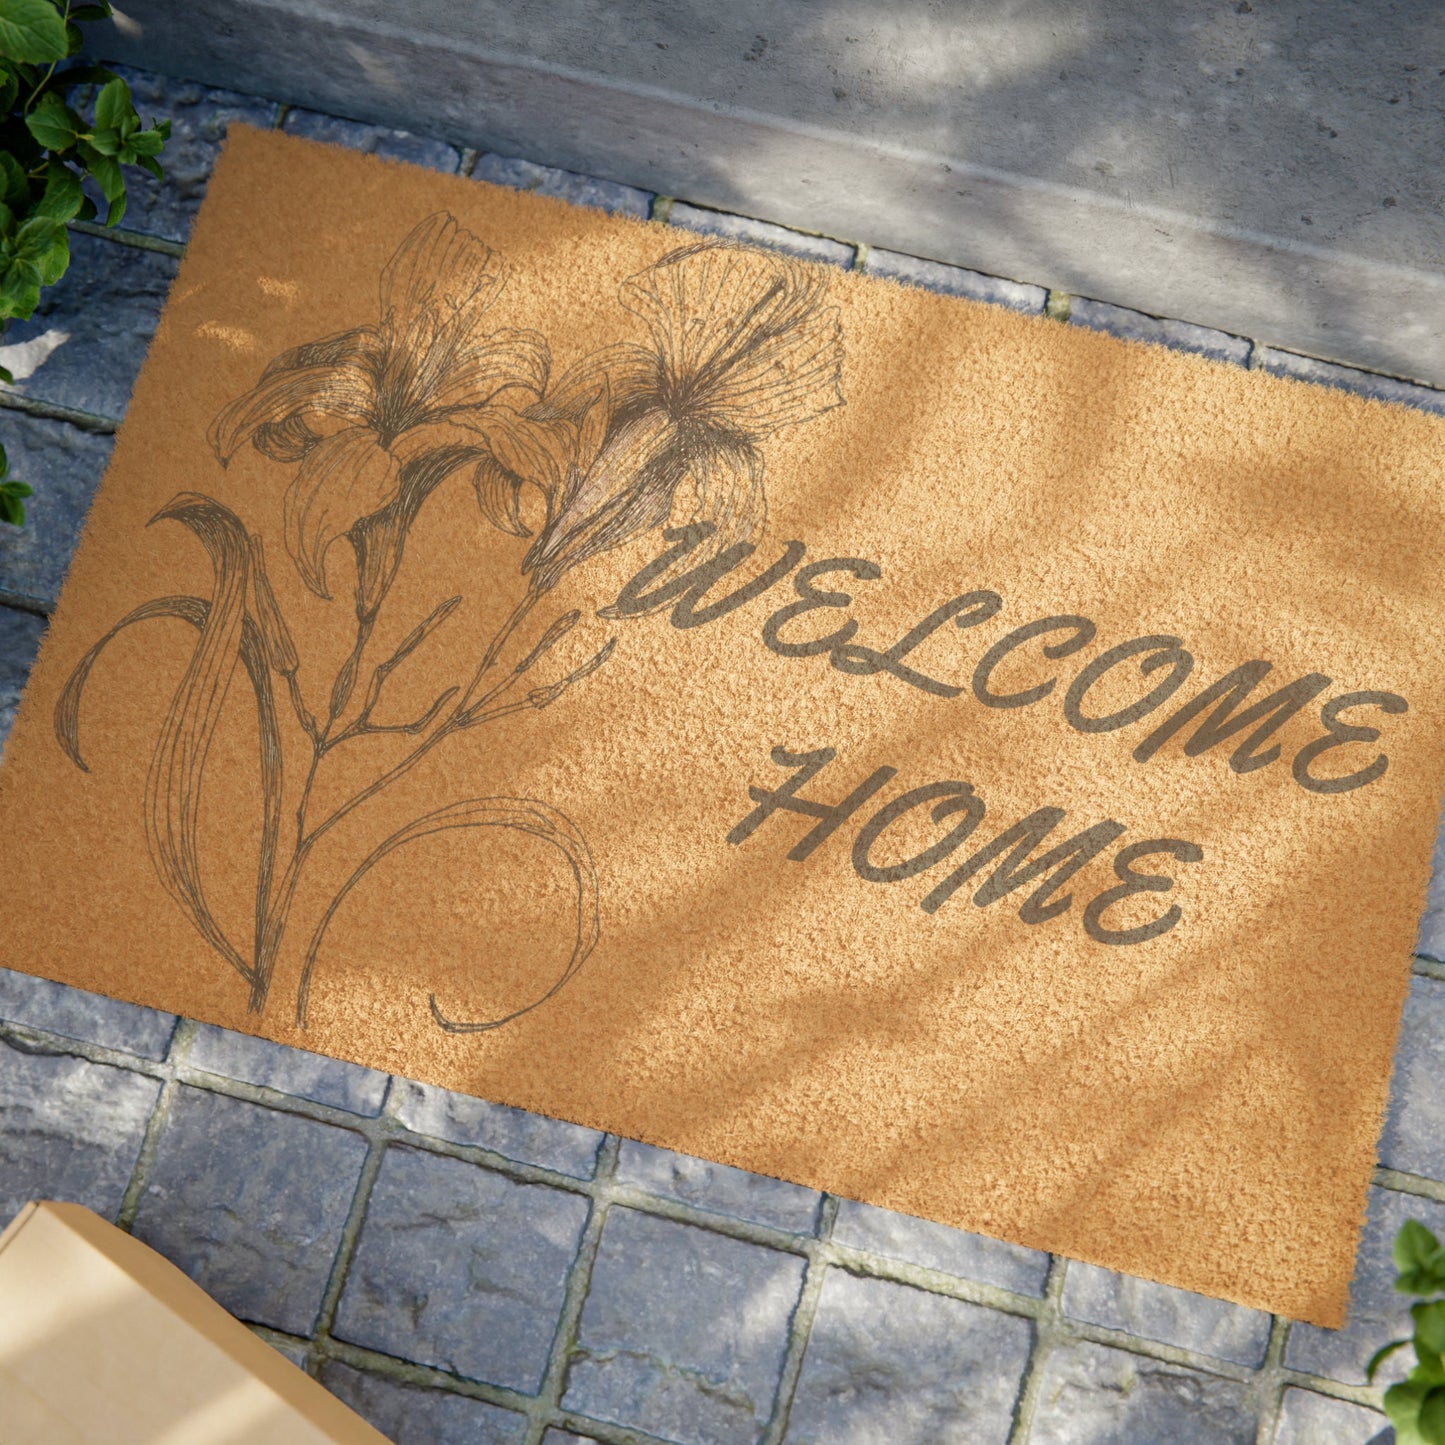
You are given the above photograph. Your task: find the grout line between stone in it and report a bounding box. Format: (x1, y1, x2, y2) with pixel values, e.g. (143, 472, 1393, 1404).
(1374, 1165, 1445, 1204)
(114, 1017, 196, 1230)
(1412, 954, 1445, 982)
(648, 194, 675, 223)
(519, 1134, 621, 1445)
(0, 592, 51, 618)
(305, 1107, 397, 1371)
(66, 217, 186, 257)
(1043, 289, 1072, 323)
(0, 387, 118, 434)
(1007, 1253, 1067, 1444)
(759, 1193, 838, 1445)
(458, 147, 481, 177)
(1251, 1313, 1294, 1444)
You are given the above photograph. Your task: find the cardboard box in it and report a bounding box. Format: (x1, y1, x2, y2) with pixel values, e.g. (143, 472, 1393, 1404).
(0, 1200, 388, 1443)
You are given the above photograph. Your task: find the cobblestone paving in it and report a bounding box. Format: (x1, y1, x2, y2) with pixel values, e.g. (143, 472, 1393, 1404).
(0, 66, 1437, 1444)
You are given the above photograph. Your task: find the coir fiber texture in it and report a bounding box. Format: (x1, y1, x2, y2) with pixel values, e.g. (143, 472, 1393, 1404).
(4, 126, 1443, 1326)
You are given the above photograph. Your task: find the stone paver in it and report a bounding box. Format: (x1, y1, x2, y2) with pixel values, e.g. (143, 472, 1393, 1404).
(335, 1144, 589, 1393)
(0, 231, 178, 421)
(564, 1207, 805, 1445)
(863, 247, 1047, 312)
(88, 65, 279, 243)
(1286, 1184, 1445, 1387)
(1060, 1260, 1272, 1367)
(319, 1361, 527, 1444)
(1378, 974, 1445, 1182)
(0, 1035, 160, 1226)
(390, 1079, 602, 1177)
(614, 1139, 819, 1233)
(668, 202, 854, 267)
(283, 109, 461, 172)
(129, 1085, 368, 1335)
(1068, 297, 1251, 366)
(542, 1433, 601, 1444)
(831, 1197, 1049, 1297)
(187, 1024, 388, 1115)
(1271, 1387, 1391, 1445)
(0, 412, 112, 611)
(786, 1269, 1032, 1445)
(0, 606, 45, 749)
(1257, 347, 1445, 415)
(472, 153, 653, 217)
(1027, 1339, 1257, 1444)
(0, 968, 175, 1060)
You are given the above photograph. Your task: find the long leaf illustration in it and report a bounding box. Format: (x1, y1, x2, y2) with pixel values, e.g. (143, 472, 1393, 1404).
(54, 586, 284, 996)
(296, 796, 599, 1030)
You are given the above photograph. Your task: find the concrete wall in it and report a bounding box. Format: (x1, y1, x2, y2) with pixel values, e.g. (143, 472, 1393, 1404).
(102, 0, 1445, 384)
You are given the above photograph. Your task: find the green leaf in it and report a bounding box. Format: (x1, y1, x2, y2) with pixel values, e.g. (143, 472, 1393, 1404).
(1422, 1387, 1445, 1445)
(20, 214, 65, 284)
(75, 191, 95, 221)
(127, 126, 164, 156)
(93, 76, 129, 131)
(0, 363, 12, 386)
(1397, 1222, 1443, 1274)
(70, 3, 113, 20)
(84, 147, 121, 198)
(0, 150, 28, 211)
(0, 64, 19, 112)
(0, 491, 23, 526)
(0, 480, 33, 499)
(63, 18, 81, 55)
(25, 91, 80, 150)
(1418, 1303, 1445, 1358)
(0, 199, 15, 237)
(1369, 1336, 1414, 1382)
(1388, 1379, 1432, 1436)
(87, 125, 120, 156)
(135, 153, 161, 181)
(33, 162, 81, 221)
(0, 442, 8, 475)
(0, 0, 69, 65)
(0, 254, 41, 318)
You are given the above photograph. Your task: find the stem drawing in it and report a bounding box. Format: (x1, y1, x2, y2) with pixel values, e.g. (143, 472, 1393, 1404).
(53, 213, 846, 1030)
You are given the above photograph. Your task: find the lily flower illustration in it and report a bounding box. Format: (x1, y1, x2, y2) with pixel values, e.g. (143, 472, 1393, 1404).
(453, 239, 845, 595)
(208, 212, 550, 623)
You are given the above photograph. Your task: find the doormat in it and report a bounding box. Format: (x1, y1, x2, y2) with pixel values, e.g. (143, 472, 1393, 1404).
(3, 126, 1443, 1328)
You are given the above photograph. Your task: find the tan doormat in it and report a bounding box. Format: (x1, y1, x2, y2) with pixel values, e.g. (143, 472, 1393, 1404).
(2, 126, 1441, 1327)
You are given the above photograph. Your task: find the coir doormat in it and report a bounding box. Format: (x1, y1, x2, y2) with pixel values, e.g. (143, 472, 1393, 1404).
(3, 126, 1443, 1327)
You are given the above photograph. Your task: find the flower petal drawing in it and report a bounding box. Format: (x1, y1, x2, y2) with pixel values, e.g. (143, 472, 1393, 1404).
(283, 426, 402, 598)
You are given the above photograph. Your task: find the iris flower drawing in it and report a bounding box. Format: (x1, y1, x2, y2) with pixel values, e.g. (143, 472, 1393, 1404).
(55, 211, 845, 1032)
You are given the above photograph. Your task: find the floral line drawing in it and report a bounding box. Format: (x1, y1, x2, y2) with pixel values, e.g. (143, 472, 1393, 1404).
(54, 212, 845, 1031)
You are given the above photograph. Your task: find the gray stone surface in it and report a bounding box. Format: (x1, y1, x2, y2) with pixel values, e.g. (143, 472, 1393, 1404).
(564, 1206, 804, 1445)
(187, 1024, 388, 1115)
(0, 606, 44, 751)
(1060, 1260, 1272, 1367)
(1257, 348, 1445, 415)
(130, 1085, 367, 1334)
(335, 1144, 588, 1393)
(0, 1035, 161, 1226)
(0, 232, 178, 421)
(283, 108, 461, 171)
(1272, 1388, 1391, 1445)
(0, 413, 112, 612)
(1028, 1339, 1257, 1445)
(862, 248, 1047, 313)
(1069, 297, 1252, 366)
(614, 1139, 819, 1233)
(86, 64, 279, 243)
(668, 203, 854, 267)
(830, 1197, 1049, 1298)
(95, 1, 1445, 384)
(1417, 813, 1445, 961)
(542, 1434, 601, 1445)
(263, 1335, 310, 1368)
(0, 968, 176, 1060)
(319, 1362, 527, 1444)
(1286, 1185, 1445, 1387)
(786, 1269, 1032, 1445)
(1379, 975, 1445, 1181)
(472, 153, 652, 217)
(390, 1078, 602, 1177)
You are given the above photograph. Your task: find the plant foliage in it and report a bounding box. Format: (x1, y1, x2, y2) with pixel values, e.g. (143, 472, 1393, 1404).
(1367, 1219, 1445, 1444)
(0, 0, 169, 522)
